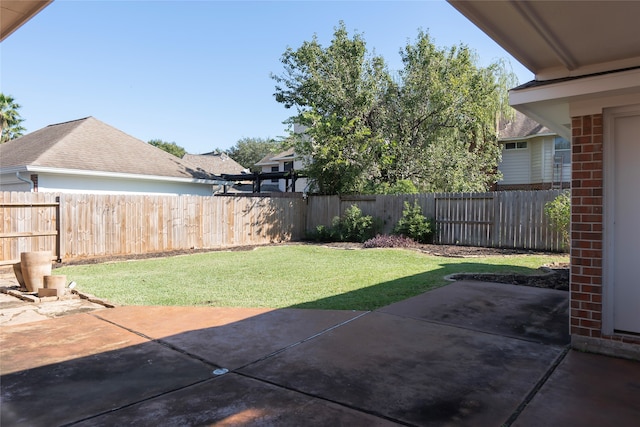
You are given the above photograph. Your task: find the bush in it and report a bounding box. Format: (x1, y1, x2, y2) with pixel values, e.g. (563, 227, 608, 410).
(363, 234, 418, 248)
(545, 191, 571, 249)
(393, 200, 433, 243)
(305, 204, 381, 243)
(304, 225, 335, 242)
(332, 204, 379, 242)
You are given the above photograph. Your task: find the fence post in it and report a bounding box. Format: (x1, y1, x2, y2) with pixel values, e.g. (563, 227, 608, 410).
(55, 195, 63, 262)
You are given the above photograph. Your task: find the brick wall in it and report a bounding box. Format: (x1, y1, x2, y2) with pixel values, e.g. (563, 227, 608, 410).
(571, 114, 640, 347)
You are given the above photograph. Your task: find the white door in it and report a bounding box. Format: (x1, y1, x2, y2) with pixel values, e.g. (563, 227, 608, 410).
(606, 106, 640, 334)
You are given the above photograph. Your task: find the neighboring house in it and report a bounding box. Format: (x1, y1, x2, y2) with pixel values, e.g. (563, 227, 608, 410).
(182, 152, 248, 176)
(450, 0, 640, 358)
(0, 117, 218, 196)
(496, 111, 570, 190)
(182, 151, 253, 193)
(254, 147, 309, 193)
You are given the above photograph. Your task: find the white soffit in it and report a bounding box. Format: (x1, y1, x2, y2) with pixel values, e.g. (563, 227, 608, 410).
(448, 1, 640, 80)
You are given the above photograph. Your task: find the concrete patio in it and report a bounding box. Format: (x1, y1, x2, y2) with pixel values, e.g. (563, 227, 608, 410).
(1, 280, 639, 426)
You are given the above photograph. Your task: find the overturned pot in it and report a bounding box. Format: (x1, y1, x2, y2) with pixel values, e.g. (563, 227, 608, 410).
(20, 251, 53, 293)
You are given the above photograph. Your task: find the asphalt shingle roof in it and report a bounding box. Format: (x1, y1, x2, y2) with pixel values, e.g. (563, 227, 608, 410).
(498, 111, 554, 140)
(0, 117, 215, 180)
(182, 152, 247, 176)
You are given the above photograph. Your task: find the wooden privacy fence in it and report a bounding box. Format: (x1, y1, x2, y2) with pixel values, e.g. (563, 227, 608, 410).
(0, 192, 306, 263)
(0, 192, 62, 265)
(306, 190, 567, 251)
(1, 189, 566, 263)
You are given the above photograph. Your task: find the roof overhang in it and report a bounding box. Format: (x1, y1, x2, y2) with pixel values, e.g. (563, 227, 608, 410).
(510, 67, 640, 140)
(1, 0, 53, 41)
(2, 165, 218, 185)
(448, 1, 640, 133)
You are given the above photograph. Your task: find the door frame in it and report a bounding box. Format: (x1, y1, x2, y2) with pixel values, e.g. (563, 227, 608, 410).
(603, 103, 640, 335)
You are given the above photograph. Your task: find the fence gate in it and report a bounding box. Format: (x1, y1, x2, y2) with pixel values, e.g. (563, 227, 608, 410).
(0, 196, 62, 266)
(435, 193, 495, 247)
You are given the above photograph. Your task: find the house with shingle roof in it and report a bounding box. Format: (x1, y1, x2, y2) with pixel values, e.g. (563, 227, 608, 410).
(496, 111, 571, 190)
(182, 152, 248, 176)
(254, 147, 309, 193)
(0, 117, 218, 195)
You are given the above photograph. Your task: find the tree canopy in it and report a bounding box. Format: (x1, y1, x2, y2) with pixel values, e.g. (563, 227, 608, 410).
(224, 137, 286, 172)
(148, 139, 187, 158)
(0, 93, 26, 143)
(272, 23, 517, 194)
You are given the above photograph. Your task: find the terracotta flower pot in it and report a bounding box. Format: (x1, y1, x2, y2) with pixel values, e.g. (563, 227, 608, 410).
(44, 275, 67, 296)
(20, 251, 52, 293)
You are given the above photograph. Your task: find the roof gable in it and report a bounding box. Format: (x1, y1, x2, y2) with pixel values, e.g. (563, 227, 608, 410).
(0, 117, 214, 180)
(182, 152, 247, 176)
(498, 111, 554, 140)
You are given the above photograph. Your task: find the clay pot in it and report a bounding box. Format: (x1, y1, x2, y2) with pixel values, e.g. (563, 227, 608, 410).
(44, 275, 67, 296)
(20, 251, 52, 293)
(13, 262, 27, 290)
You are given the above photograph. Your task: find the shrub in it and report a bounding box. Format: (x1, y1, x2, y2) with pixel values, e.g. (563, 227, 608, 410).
(545, 191, 571, 249)
(393, 200, 433, 243)
(333, 204, 379, 242)
(305, 204, 381, 243)
(304, 225, 335, 242)
(363, 234, 418, 249)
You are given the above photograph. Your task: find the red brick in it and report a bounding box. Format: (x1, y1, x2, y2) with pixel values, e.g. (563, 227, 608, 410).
(580, 284, 601, 293)
(580, 319, 601, 329)
(582, 179, 603, 188)
(571, 286, 591, 296)
(571, 308, 589, 318)
(582, 214, 602, 223)
(574, 153, 593, 162)
(593, 115, 602, 126)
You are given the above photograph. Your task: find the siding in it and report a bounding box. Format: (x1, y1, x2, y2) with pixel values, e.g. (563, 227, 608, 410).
(498, 148, 531, 184)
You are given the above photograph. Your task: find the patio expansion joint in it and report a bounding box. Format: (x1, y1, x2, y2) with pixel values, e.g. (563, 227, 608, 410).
(63, 376, 220, 427)
(224, 311, 420, 426)
(88, 312, 222, 369)
(502, 344, 571, 426)
(236, 310, 372, 372)
(233, 370, 418, 427)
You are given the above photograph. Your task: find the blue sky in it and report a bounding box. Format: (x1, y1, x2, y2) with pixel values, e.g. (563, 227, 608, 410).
(1, 0, 533, 154)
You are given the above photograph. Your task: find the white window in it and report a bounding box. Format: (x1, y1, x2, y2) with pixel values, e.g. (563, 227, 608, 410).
(554, 137, 571, 164)
(505, 141, 527, 150)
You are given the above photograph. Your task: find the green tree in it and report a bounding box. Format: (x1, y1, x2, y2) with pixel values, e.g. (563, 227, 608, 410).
(272, 25, 517, 194)
(381, 31, 516, 192)
(0, 93, 26, 143)
(225, 137, 285, 172)
(148, 139, 186, 158)
(272, 22, 392, 194)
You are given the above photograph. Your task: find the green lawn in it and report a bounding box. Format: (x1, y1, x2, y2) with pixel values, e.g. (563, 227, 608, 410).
(55, 245, 568, 311)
